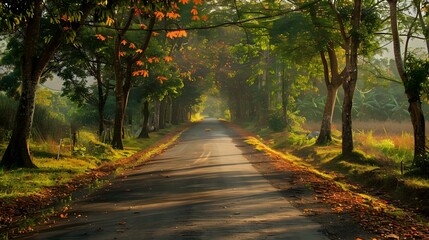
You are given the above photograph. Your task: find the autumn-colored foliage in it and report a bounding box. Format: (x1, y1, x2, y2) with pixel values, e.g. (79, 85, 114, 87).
(93, 0, 206, 82)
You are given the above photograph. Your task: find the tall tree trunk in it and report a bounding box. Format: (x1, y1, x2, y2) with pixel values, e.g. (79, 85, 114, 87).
(111, 34, 125, 149)
(171, 99, 179, 125)
(138, 100, 150, 138)
(159, 99, 166, 129)
(408, 98, 426, 166)
(317, 86, 339, 144)
(341, 0, 361, 155)
(95, 56, 107, 137)
(388, 0, 427, 171)
(0, 77, 38, 169)
(166, 96, 172, 124)
(0, 1, 43, 169)
(153, 100, 160, 131)
(342, 81, 355, 154)
(317, 49, 343, 144)
(281, 67, 287, 122)
(121, 63, 133, 139)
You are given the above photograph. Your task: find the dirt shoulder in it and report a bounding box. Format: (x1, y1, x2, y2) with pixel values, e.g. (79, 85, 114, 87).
(225, 121, 429, 240)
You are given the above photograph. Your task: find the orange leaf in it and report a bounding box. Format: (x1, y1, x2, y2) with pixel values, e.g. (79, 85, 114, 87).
(152, 32, 159, 37)
(193, 0, 203, 5)
(192, 15, 200, 21)
(119, 51, 126, 57)
(164, 56, 173, 62)
(154, 11, 165, 21)
(178, 30, 187, 37)
(140, 23, 147, 29)
(166, 31, 178, 39)
(95, 34, 106, 41)
(136, 60, 143, 66)
(166, 11, 180, 19)
(121, 39, 127, 45)
(191, 7, 198, 15)
(147, 57, 160, 63)
(179, 0, 189, 3)
(167, 30, 187, 39)
(129, 43, 136, 49)
(141, 70, 149, 77)
(157, 76, 167, 83)
(136, 49, 143, 53)
(171, 3, 180, 10)
(132, 71, 139, 76)
(201, 15, 208, 21)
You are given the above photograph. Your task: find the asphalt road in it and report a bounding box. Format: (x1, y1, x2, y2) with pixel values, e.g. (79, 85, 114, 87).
(23, 119, 329, 240)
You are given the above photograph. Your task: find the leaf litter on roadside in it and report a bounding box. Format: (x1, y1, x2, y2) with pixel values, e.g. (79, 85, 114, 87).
(226, 122, 429, 240)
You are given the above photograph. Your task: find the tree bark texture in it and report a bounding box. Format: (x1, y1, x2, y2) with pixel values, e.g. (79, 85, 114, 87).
(95, 56, 108, 138)
(388, 0, 427, 170)
(159, 99, 167, 129)
(341, 0, 361, 155)
(317, 86, 339, 144)
(111, 34, 125, 149)
(153, 100, 160, 131)
(317, 48, 343, 144)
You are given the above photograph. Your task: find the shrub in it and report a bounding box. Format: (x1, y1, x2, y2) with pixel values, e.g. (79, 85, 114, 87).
(268, 111, 286, 132)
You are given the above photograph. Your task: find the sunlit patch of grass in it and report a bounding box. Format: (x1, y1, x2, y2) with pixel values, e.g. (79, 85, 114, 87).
(315, 147, 342, 164)
(0, 124, 186, 200)
(404, 178, 429, 189)
(245, 136, 301, 162)
(337, 161, 380, 175)
(0, 167, 83, 198)
(34, 157, 97, 170)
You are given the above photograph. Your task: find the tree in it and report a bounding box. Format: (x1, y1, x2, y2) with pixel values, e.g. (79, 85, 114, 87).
(271, 8, 342, 138)
(0, 0, 97, 169)
(387, 0, 429, 173)
(339, 0, 363, 154)
(103, 0, 202, 149)
(55, 26, 112, 138)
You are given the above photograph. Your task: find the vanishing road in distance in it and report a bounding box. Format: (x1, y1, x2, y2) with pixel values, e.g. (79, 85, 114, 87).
(23, 118, 329, 240)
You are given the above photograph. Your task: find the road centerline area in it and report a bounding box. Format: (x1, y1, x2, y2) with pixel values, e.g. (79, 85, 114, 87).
(23, 119, 328, 240)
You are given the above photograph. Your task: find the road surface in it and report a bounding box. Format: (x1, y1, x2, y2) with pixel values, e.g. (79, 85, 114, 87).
(23, 119, 329, 240)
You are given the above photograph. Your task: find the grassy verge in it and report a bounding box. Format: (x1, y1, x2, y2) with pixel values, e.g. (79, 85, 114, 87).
(238, 121, 429, 216)
(0, 126, 184, 199)
(230, 121, 429, 238)
(0, 124, 189, 237)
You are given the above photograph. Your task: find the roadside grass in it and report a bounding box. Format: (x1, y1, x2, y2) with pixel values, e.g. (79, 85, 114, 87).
(240, 120, 429, 215)
(0, 125, 183, 200)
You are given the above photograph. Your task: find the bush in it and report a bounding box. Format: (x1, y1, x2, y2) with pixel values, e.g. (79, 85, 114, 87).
(268, 111, 286, 132)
